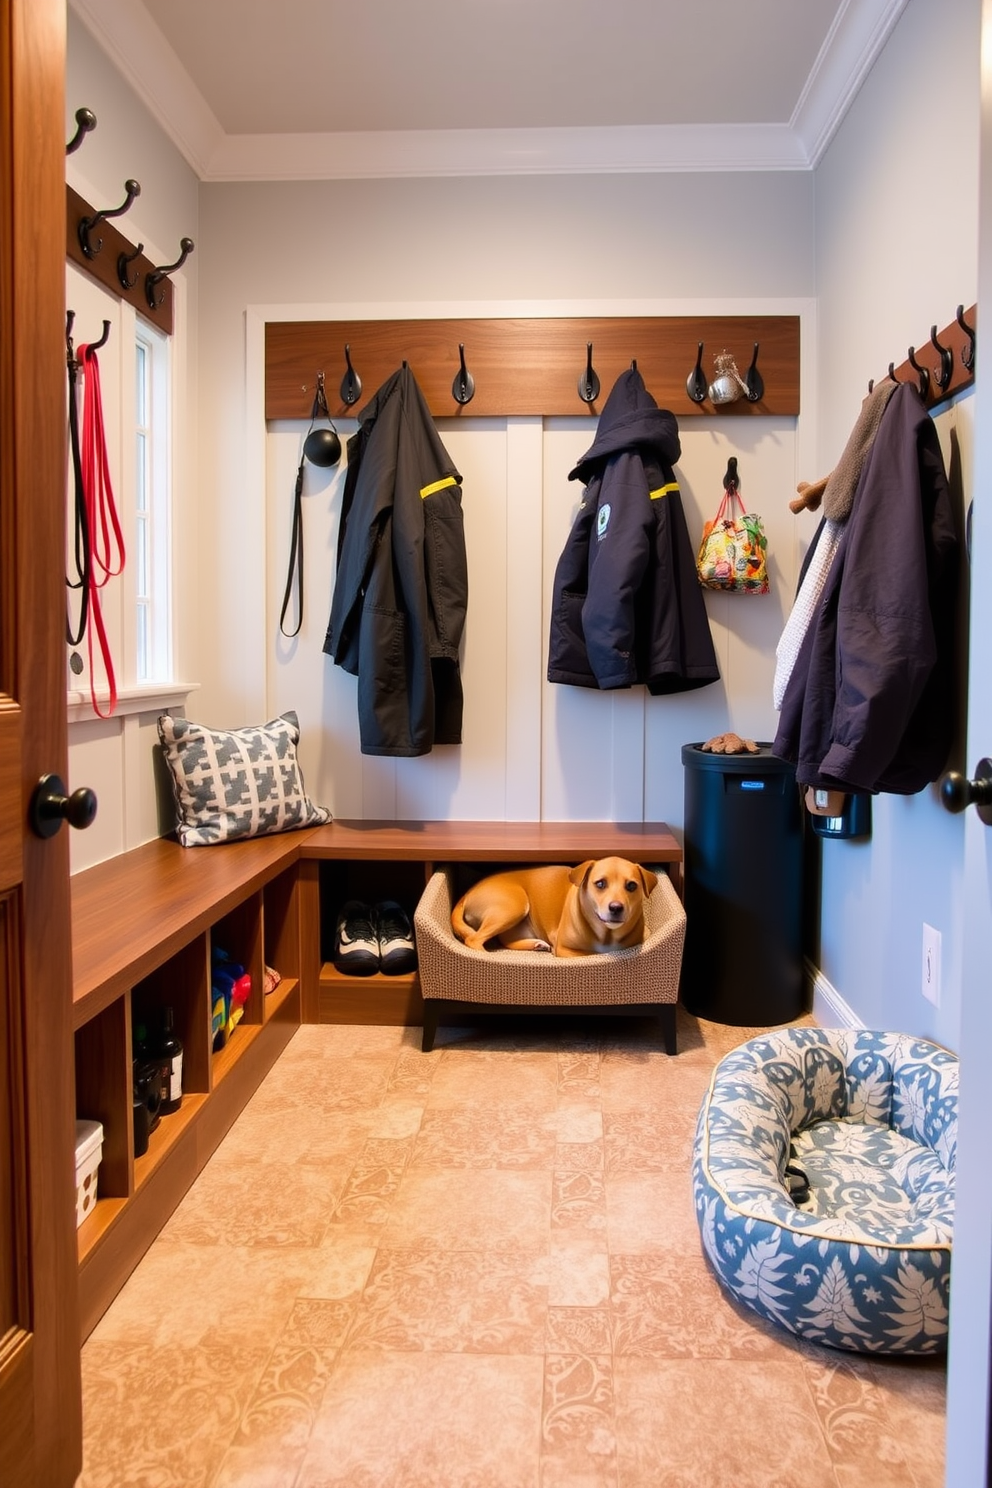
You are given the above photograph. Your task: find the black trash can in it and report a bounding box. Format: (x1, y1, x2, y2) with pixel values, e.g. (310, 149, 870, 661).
(680, 742, 803, 1026)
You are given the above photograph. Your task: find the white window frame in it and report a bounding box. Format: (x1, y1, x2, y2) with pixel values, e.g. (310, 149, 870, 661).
(134, 316, 173, 685)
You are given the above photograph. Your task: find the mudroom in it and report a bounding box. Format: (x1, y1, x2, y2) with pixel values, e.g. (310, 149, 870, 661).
(2, 2, 990, 1486)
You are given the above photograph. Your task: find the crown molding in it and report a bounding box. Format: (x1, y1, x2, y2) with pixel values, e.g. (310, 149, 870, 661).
(69, 0, 223, 177)
(70, 0, 907, 182)
(205, 123, 808, 182)
(791, 0, 909, 166)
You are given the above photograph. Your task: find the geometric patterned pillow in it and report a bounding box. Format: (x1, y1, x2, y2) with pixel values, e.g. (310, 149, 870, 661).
(157, 710, 331, 847)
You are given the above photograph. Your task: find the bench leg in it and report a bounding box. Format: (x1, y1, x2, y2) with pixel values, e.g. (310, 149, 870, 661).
(658, 1004, 677, 1055)
(422, 1001, 439, 1053)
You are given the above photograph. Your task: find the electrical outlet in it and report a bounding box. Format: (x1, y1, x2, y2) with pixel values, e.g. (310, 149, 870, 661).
(922, 924, 941, 1008)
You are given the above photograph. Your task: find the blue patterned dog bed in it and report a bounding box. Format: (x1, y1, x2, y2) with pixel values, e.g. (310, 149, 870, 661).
(692, 1028, 957, 1354)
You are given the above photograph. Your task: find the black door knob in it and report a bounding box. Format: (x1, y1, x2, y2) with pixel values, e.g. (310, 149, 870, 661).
(939, 759, 992, 826)
(29, 773, 98, 838)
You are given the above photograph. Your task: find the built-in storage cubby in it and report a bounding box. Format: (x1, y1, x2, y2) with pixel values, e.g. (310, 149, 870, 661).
(70, 836, 305, 1339)
(317, 857, 430, 1027)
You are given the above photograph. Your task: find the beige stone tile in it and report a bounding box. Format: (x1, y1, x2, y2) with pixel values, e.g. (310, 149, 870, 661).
(541, 1352, 619, 1488)
(161, 1158, 341, 1248)
(255, 1056, 395, 1116)
(297, 1351, 544, 1487)
(212, 1342, 336, 1488)
(411, 1105, 558, 1168)
(865, 1354, 947, 1488)
(605, 1171, 703, 1254)
(210, 1101, 372, 1168)
(546, 1306, 612, 1354)
(801, 1350, 926, 1488)
(79, 1338, 268, 1488)
(547, 1238, 611, 1308)
(598, 1055, 711, 1115)
(610, 1252, 795, 1359)
(364, 1096, 427, 1139)
(555, 1138, 605, 1172)
(552, 1170, 609, 1236)
(613, 1356, 840, 1488)
(330, 1143, 413, 1230)
(380, 1167, 553, 1252)
(428, 1050, 559, 1109)
(554, 1106, 604, 1143)
(603, 1109, 697, 1173)
(87, 1240, 326, 1348)
(344, 1245, 547, 1353)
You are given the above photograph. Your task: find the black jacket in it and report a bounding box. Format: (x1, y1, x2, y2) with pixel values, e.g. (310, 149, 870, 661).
(323, 366, 468, 757)
(773, 383, 959, 793)
(547, 368, 719, 694)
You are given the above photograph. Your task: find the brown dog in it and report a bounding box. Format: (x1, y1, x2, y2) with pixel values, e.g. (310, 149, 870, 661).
(451, 857, 658, 958)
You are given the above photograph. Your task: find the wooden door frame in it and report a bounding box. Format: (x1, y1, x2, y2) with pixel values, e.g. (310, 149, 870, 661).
(1, 0, 82, 1483)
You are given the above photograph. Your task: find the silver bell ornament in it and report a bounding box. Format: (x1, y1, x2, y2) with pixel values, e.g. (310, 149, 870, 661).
(708, 351, 749, 406)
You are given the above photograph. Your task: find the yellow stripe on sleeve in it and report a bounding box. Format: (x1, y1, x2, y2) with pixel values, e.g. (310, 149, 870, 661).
(649, 482, 679, 501)
(420, 475, 458, 499)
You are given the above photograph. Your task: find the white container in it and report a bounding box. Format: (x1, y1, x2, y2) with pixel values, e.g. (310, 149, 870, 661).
(75, 1118, 103, 1228)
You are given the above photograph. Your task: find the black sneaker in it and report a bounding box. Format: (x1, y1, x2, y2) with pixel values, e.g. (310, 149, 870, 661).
(333, 900, 380, 976)
(375, 901, 417, 975)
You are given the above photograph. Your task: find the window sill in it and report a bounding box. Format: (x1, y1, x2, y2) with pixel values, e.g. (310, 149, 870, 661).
(67, 682, 199, 726)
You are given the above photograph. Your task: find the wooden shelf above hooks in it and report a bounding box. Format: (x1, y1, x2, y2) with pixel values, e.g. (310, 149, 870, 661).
(265, 315, 801, 420)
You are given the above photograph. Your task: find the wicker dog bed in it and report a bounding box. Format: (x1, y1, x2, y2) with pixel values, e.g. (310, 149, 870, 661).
(413, 868, 686, 1052)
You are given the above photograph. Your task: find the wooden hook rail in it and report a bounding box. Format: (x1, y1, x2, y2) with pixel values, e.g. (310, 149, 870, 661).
(875, 303, 976, 410)
(66, 185, 176, 334)
(265, 315, 801, 420)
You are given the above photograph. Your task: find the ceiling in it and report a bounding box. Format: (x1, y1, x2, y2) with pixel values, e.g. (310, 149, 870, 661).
(69, 0, 909, 181)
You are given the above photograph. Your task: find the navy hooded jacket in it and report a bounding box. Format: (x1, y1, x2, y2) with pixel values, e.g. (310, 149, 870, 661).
(547, 368, 719, 694)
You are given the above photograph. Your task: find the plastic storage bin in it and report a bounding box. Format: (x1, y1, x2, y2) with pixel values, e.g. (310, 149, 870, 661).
(75, 1117, 103, 1228)
(680, 742, 803, 1026)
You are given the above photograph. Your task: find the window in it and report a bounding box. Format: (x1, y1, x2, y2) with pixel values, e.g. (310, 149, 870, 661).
(134, 322, 171, 683)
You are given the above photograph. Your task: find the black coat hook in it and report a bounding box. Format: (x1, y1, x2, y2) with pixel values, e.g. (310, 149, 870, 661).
(723, 456, 740, 492)
(340, 344, 362, 407)
(78, 179, 141, 260)
(888, 363, 900, 383)
(686, 342, 707, 403)
(929, 325, 954, 390)
(743, 343, 764, 402)
(452, 344, 475, 405)
(83, 321, 111, 355)
(630, 359, 637, 372)
(145, 237, 195, 310)
(578, 343, 600, 404)
(907, 346, 930, 402)
(117, 241, 145, 291)
(956, 304, 976, 372)
(66, 107, 97, 155)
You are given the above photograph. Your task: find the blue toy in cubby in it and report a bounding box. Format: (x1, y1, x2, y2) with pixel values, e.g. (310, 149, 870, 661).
(211, 946, 252, 1051)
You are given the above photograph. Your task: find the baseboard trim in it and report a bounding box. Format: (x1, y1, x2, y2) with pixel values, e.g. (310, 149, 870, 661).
(806, 959, 864, 1030)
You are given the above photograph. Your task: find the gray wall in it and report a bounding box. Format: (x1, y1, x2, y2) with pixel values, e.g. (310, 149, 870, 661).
(811, 0, 980, 1049)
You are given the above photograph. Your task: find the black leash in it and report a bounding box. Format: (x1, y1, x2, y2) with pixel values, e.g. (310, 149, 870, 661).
(65, 316, 90, 647)
(280, 376, 341, 637)
(279, 455, 306, 638)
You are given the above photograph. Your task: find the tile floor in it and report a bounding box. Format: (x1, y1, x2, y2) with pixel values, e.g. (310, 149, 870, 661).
(78, 1009, 947, 1488)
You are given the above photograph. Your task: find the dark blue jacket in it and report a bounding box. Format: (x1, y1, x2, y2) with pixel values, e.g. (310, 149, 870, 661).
(773, 383, 959, 793)
(547, 368, 719, 694)
(323, 366, 468, 756)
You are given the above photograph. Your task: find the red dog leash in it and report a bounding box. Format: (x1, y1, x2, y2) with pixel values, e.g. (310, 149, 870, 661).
(77, 340, 125, 716)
